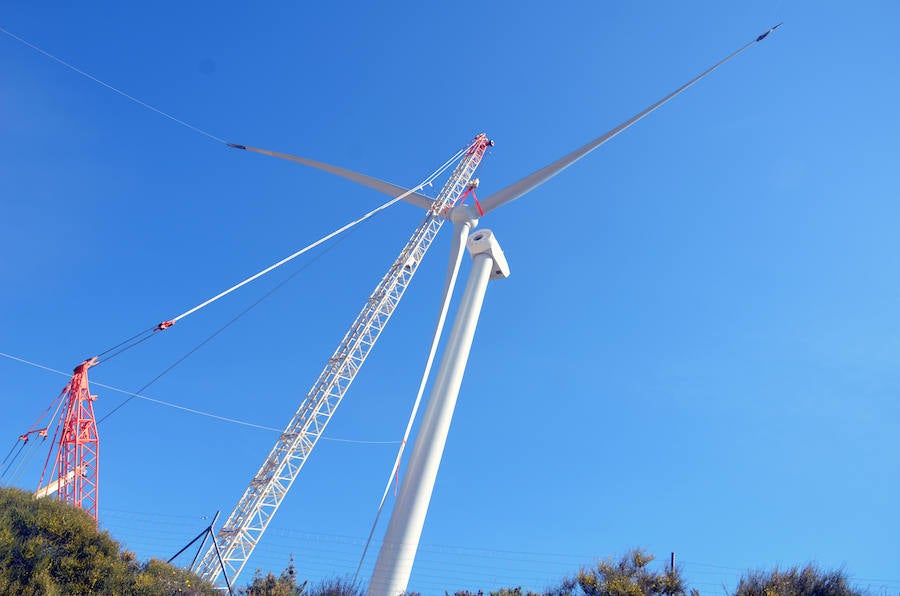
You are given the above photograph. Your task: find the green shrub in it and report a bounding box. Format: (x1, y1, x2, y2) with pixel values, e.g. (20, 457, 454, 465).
(0, 487, 216, 595)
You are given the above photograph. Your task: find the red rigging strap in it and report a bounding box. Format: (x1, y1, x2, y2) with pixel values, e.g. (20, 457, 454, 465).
(456, 188, 485, 216)
(472, 191, 484, 217)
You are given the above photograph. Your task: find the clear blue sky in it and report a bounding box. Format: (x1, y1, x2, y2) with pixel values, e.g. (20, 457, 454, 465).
(2, 1, 899, 593)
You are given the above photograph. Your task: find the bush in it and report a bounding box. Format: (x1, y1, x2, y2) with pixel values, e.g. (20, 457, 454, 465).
(0, 486, 216, 595)
(733, 564, 861, 596)
(570, 549, 687, 596)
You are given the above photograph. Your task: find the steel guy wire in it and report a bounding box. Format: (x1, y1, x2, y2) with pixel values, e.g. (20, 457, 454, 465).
(0, 25, 227, 144)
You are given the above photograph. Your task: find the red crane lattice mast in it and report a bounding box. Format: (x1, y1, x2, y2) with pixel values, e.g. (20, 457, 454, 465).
(37, 357, 100, 522)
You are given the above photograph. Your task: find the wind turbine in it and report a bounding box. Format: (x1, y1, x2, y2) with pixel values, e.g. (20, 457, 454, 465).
(214, 25, 780, 593)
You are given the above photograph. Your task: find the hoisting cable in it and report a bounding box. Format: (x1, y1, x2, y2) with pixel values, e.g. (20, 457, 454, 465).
(6, 429, 50, 486)
(37, 422, 63, 491)
(4, 193, 436, 466)
(167, 184, 427, 324)
(163, 141, 466, 325)
(35, 384, 71, 490)
(11, 437, 45, 486)
(89, 189, 414, 367)
(96, 264, 331, 423)
(0, 441, 27, 480)
(95, 224, 365, 424)
(96, 326, 159, 359)
(0, 440, 19, 470)
(90, 141, 468, 368)
(1, 383, 66, 483)
(93, 325, 159, 364)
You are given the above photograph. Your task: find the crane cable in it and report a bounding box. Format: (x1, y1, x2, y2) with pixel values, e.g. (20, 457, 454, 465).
(1, 382, 67, 484)
(90, 141, 468, 367)
(12, 437, 46, 486)
(3, 434, 46, 486)
(90, 185, 423, 365)
(0, 441, 27, 480)
(165, 143, 467, 326)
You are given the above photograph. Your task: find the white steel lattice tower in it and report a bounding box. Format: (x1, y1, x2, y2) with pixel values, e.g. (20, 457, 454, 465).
(195, 135, 493, 584)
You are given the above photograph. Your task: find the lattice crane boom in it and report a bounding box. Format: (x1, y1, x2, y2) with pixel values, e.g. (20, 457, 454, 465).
(194, 135, 492, 584)
(35, 357, 100, 522)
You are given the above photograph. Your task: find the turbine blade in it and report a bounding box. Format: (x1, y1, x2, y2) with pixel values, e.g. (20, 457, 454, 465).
(478, 26, 780, 215)
(227, 143, 435, 210)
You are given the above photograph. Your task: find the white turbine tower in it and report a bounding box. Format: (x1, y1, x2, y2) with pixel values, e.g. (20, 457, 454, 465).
(213, 24, 780, 593)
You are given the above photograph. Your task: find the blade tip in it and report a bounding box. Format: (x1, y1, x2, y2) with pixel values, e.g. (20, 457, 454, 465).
(756, 22, 783, 41)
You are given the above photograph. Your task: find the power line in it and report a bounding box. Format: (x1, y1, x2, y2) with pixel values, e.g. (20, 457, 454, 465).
(97, 509, 900, 592)
(0, 351, 396, 445)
